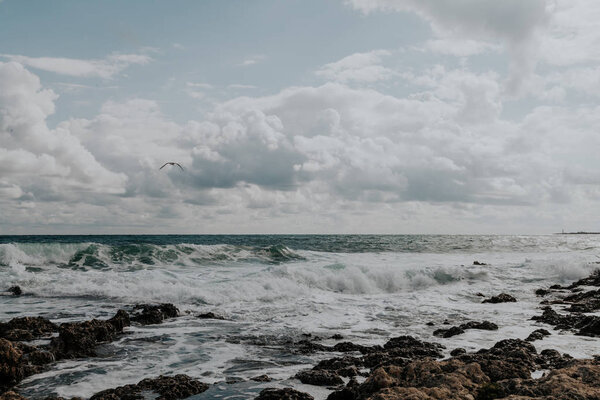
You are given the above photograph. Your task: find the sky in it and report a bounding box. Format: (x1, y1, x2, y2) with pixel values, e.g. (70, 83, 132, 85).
(1, 0, 600, 234)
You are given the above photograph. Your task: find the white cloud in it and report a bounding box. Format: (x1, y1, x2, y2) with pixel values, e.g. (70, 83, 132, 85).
(240, 55, 266, 66)
(424, 38, 500, 57)
(1, 52, 152, 79)
(316, 50, 395, 83)
(228, 84, 258, 89)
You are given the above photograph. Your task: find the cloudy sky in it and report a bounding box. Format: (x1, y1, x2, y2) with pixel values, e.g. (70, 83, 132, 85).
(1, 0, 600, 234)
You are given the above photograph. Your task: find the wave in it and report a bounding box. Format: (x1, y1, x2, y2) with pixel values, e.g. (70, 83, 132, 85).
(0, 242, 304, 271)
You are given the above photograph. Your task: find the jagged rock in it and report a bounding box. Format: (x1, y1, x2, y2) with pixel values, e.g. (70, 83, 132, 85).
(255, 388, 314, 400)
(51, 310, 129, 359)
(531, 306, 600, 337)
(450, 348, 466, 356)
(197, 312, 225, 320)
(90, 374, 208, 400)
(482, 293, 517, 304)
(294, 340, 330, 354)
(332, 342, 371, 354)
(525, 328, 551, 342)
(130, 304, 178, 325)
(331, 334, 344, 340)
(435, 321, 499, 337)
(314, 355, 362, 378)
(473, 261, 487, 266)
(295, 369, 344, 386)
(327, 378, 360, 400)
(7, 287, 21, 296)
(0, 316, 57, 341)
(535, 288, 550, 296)
(568, 269, 600, 288)
(0, 338, 46, 393)
(0, 391, 27, 400)
(562, 289, 600, 312)
(251, 374, 272, 382)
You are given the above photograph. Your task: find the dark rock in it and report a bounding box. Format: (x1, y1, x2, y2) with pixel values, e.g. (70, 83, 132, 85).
(433, 326, 465, 338)
(562, 289, 600, 312)
(51, 310, 130, 359)
(326, 378, 360, 400)
(7, 287, 21, 296)
(549, 284, 564, 290)
(475, 292, 485, 297)
(250, 374, 272, 382)
(433, 321, 498, 338)
(473, 261, 487, 266)
(482, 293, 517, 304)
(0, 338, 46, 393)
(535, 288, 550, 296)
(314, 356, 362, 372)
(525, 328, 551, 342)
(131, 304, 178, 325)
(531, 306, 600, 337)
(332, 342, 370, 354)
(0, 316, 57, 341)
(425, 321, 435, 326)
(197, 312, 225, 320)
(569, 269, 600, 288)
(294, 340, 330, 354)
(295, 369, 344, 386)
(0, 392, 28, 400)
(330, 334, 344, 340)
(450, 348, 466, 356)
(255, 388, 314, 400)
(90, 374, 208, 400)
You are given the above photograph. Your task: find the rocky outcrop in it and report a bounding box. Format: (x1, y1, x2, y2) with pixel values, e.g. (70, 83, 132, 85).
(255, 388, 314, 400)
(295, 369, 344, 386)
(482, 293, 517, 304)
(130, 304, 179, 325)
(197, 312, 225, 320)
(89, 374, 208, 400)
(525, 328, 551, 342)
(0, 317, 57, 341)
(531, 306, 600, 337)
(433, 321, 498, 338)
(50, 310, 130, 359)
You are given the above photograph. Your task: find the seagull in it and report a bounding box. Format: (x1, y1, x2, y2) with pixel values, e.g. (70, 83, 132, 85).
(159, 162, 184, 171)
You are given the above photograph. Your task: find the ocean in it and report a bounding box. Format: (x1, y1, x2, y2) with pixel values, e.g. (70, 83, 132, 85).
(1, 234, 599, 399)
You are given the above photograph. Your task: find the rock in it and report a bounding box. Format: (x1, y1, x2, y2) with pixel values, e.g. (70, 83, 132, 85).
(90, 374, 208, 400)
(525, 328, 551, 342)
(332, 342, 370, 354)
(294, 340, 330, 354)
(433, 321, 498, 338)
(433, 326, 465, 338)
(535, 288, 550, 296)
(562, 289, 600, 312)
(0, 316, 57, 341)
(327, 378, 360, 400)
(0, 338, 47, 393)
(254, 388, 314, 400)
(330, 334, 344, 340)
(7, 287, 21, 296)
(482, 293, 517, 304)
(51, 310, 129, 359)
(0, 392, 27, 400)
(531, 306, 600, 337)
(314, 356, 362, 374)
(197, 312, 225, 320)
(568, 269, 600, 288)
(473, 261, 487, 266)
(450, 348, 466, 356)
(425, 321, 435, 326)
(295, 369, 344, 386)
(250, 374, 272, 382)
(130, 304, 178, 325)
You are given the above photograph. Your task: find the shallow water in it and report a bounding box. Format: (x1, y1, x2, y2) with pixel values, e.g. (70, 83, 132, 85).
(1, 234, 599, 398)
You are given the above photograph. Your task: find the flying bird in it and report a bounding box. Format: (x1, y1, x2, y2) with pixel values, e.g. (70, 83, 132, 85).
(159, 162, 184, 171)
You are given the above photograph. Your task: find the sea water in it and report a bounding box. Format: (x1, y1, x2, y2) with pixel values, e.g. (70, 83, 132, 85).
(1, 234, 599, 399)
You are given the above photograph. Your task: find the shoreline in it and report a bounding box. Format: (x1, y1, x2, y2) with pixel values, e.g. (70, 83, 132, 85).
(2, 270, 600, 399)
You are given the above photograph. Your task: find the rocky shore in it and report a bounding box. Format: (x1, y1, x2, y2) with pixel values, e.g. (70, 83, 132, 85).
(2, 270, 600, 399)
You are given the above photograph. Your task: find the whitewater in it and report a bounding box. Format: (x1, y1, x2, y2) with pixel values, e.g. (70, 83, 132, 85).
(1, 234, 599, 399)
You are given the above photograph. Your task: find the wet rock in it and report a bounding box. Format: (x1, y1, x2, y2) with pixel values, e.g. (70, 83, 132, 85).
(433, 320, 498, 338)
(131, 304, 178, 325)
(450, 348, 466, 356)
(568, 269, 600, 288)
(361, 336, 445, 370)
(197, 312, 225, 320)
(535, 288, 550, 296)
(332, 342, 371, 354)
(90, 374, 208, 400)
(0, 316, 57, 341)
(532, 306, 600, 337)
(525, 328, 551, 342)
(425, 321, 435, 326)
(330, 334, 344, 340)
(255, 388, 314, 400)
(294, 340, 330, 354)
(51, 310, 130, 359)
(326, 378, 360, 400)
(314, 355, 362, 372)
(7, 287, 21, 296)
(538, 348, 574, 370)
(251, 374, 272, 382)
(0, 392, 27, 400)
(0, 338, 44, 393)
(473, 261, 487, 266)
(295, 369, 344, 386)
(482, 293, 517, 304)
(562, 289, 600, 312)
(433, 326, 464, 338)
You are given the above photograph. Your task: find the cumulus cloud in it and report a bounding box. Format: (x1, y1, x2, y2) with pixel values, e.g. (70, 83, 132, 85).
(1, 52, 152, 79)
(0, 62, 127, 200)
(316, 50, 395, 83)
